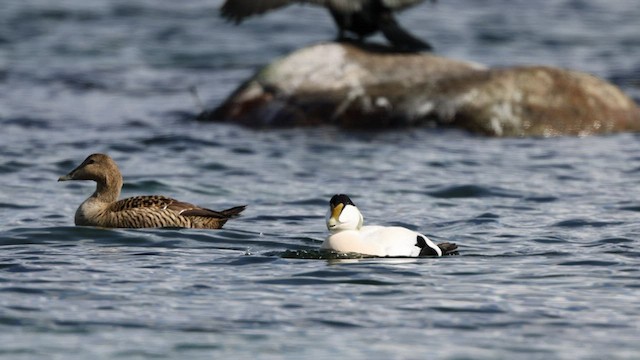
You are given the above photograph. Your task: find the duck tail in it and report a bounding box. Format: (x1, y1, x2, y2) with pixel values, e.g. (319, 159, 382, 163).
(437, 242, 459, 256)
(221, 205, 247, 218)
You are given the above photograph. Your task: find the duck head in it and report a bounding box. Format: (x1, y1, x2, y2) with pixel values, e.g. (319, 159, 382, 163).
(58, 153, 119, 183)
(326, 194, 363, 233)
(58, 153, 123, 202)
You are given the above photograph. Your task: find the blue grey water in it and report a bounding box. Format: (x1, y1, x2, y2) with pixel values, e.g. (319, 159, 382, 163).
(1, 0, 640, 358)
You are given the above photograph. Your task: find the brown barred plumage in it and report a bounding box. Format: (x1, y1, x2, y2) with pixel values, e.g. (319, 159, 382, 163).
(58, 153, 246, 229)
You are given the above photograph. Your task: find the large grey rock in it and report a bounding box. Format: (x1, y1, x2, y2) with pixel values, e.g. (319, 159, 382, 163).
(202, 42, 640, 136)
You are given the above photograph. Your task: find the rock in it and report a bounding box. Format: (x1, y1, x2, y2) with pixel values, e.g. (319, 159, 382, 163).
(201, 42, 640, 136)
(431, 66, 640, 136)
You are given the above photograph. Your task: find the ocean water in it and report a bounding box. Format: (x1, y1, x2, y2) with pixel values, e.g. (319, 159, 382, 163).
(1, 0, 640, 359)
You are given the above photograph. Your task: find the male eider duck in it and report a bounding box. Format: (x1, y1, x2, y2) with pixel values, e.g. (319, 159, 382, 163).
(220, 0, 432, 51)
(321, 194, 457, 256)
(58, 153, 246, 229)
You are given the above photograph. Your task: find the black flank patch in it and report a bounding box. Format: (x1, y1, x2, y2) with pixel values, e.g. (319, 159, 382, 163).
(416, 235, 439, 256)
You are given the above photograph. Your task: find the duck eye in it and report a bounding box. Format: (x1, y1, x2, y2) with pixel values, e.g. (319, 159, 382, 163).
(86, 159, 95, 165)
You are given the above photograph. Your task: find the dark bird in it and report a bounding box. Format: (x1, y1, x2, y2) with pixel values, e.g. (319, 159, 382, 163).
(220, 0, 433, 51)
(58, 153, 246, 229)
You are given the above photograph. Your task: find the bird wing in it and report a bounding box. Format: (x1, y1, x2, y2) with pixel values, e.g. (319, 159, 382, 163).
(110, 195, 178, 212)
(324, 0, 365, 13)
(219, 0, 425, 22)
(166, 201, 226, 218)
(173, 204, 246, 219)
(220, 0, 319, 22)
(110, 196, 231, 219)
(221, 0, 292, 23)
(381, 0, 426, 10)
(315, 0, 426, 13)
(220, 0, 367, 23)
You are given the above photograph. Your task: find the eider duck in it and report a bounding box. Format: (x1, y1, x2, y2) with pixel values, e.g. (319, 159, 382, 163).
(220, 0, 432, 51)
(321, 194, 457, 256)
(58, 153, 246, 229)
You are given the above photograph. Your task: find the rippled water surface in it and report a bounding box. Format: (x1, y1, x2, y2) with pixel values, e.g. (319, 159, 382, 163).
(1, 0, 640, 358)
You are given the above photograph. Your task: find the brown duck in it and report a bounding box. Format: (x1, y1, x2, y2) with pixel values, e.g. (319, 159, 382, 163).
(58, 153, 246, 229)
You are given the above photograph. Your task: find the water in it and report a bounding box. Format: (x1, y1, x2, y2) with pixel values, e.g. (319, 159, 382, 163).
(1, 0, 640, 358)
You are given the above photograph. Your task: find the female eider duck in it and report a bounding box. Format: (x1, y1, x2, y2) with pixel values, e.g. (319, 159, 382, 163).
(58, 153, 246, 229)
(321, 194, 457, 257)
(220, 0, 432, 51)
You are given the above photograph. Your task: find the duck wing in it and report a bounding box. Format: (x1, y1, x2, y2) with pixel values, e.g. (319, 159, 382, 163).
(110, 195, 179, 212)
(104, 196, 246, 229)
(111, 196, 245, 219)
(176, 203, 247, 219)
(218, 205, 247, 218)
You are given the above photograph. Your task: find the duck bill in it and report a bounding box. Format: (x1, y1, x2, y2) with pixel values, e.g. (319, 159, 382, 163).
(328, 203, 344, 227)
(58, 159, 90, 181)
(58, 165, 81, 181)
